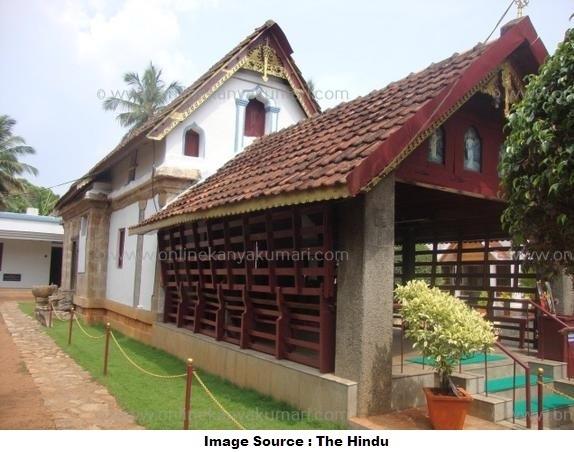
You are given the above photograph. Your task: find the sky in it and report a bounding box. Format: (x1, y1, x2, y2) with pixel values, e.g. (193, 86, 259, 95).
(0, 0, 572, 195)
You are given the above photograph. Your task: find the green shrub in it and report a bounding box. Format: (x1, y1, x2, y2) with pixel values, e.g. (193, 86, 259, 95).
(396, 280, 496, 393)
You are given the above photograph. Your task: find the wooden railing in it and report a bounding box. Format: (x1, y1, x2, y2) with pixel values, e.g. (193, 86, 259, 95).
(527, 298, 573, 379)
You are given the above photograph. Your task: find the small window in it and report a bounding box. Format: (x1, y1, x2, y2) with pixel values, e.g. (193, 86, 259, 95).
(427, 127, 445, 164)
(463, 127, 482, 172)
(244, 98, 266, 137)
(127, 150, 138, 183)
(117, 228, 126, 269)
(184, 129, 200, 157)
(0, 242, 3, 271)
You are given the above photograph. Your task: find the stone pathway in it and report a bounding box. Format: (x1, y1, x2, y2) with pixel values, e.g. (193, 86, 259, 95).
(0, 301, 143, 430)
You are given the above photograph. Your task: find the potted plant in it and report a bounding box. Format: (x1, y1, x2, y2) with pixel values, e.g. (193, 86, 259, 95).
(396, 280, 496, 429)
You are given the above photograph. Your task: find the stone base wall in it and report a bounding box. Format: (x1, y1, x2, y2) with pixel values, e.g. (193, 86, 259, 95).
(73, 296, 154, 344)
(152, 322, 358, 421)
(70, 292, 360, 421)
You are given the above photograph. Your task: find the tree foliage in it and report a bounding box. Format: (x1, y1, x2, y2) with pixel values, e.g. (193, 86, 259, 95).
(0, 115, 38, 209)
(500, 28, 574, 277)
(3, 179, 59, 216)
(103, 62, 184, 131)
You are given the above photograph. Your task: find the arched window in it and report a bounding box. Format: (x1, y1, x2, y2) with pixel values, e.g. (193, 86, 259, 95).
(184, 129, 200, 157)
(244, 98, 266, 137)
(463, 127, 481, 172)
(427, 126, 445, 164)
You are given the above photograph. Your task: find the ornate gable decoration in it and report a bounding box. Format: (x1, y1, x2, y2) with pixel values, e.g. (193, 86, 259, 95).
(147, 39, 313, 141)
(243, 42, 287, 81)
(480, 61, 525, 117)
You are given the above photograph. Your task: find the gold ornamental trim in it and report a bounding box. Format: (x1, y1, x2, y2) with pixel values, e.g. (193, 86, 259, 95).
(147, 42, 312, 141)
(360, 67, 501, 194)
(243, 41, 287, 81)
(129, 184, 350, 235)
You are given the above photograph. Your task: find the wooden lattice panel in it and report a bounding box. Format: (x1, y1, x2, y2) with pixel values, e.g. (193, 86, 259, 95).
(395, 238, 538, 347)
(158, 204, 336, 372)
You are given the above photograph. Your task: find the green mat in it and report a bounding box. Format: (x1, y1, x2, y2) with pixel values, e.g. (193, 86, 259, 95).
(487, 375, 552, 393)
(515, 394, 574, 418)
(406, 352, 506, 366)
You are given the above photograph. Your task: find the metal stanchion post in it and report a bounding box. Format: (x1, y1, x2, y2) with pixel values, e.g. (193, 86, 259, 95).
(103, 323, 111, 376)
(68, 307, 74, 345)
(183, 358, 194, 430)
(537, 367, 544, 430)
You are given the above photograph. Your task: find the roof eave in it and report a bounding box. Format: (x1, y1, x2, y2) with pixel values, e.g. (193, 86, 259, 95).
(129, 184, 350, 235)
(345, 16, 548, 196)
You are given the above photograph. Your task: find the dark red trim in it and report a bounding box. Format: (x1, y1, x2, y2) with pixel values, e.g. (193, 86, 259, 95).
(118, 228, 125, 269)
(269, 33, 321, 116)
(346, 16, 548, 196)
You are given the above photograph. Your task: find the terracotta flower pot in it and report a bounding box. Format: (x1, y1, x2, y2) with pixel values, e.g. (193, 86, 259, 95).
(423, 386, 473, 430)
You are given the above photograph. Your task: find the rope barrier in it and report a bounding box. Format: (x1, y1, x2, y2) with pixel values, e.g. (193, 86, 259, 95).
(73, 315, 106, 340)
(192, 370, 246, 430)
(43, 310, 248, 429)
(541, 381, 574, 402)
(109, 331, 186, 379)
(48, 301, 69, 322)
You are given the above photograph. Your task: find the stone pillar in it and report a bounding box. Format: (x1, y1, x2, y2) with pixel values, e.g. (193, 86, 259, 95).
(85, 201, 110, 301)
(60, 216, 80, 291)
(551, 271, 574, 316)
(60, 221, 73, 291)
(335, 174, 395, 416)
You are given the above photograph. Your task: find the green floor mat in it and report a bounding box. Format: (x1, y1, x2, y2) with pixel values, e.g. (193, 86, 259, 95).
(515, 394, 574, 418)
(487, 375, 552, 393)
(406, 352, 506, 366)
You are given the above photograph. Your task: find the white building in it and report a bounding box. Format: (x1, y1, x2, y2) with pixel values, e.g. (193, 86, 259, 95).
(55, 20, 318, 338)
(0, 209, 63, 290)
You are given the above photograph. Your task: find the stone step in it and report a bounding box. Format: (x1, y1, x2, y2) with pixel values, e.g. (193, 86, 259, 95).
(484, 375, 553, 400)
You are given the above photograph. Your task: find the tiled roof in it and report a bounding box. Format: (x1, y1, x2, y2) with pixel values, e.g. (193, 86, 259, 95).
(131, 17, 547, 234)
(133, 44, 490, 230)
(56, 20, 318, 211)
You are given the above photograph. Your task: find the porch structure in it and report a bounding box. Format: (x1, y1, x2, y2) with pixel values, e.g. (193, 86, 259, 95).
(131, 18, 557, 418)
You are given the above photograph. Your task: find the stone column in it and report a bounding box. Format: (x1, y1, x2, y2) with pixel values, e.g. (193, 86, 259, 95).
(335, 174, 395, 416)
(85, 201, 110, 301)
(60, 220, 73, 290)
(551, 271, 574, 316)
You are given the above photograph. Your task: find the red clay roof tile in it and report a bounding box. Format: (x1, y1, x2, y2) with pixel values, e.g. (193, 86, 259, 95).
(132, 17, 547, 233)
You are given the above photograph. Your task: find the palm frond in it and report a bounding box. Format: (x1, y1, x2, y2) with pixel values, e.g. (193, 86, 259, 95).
(103, 62, 186, 130)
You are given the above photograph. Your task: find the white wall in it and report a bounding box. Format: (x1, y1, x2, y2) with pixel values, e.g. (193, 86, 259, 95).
(101, 69, 306, 309)
(138, 198, 159, 310)
(162, 70, 306, 179)
(109, 141, 165, 200)
(105, 203, 139, 305)
(0, 239, 54, 289)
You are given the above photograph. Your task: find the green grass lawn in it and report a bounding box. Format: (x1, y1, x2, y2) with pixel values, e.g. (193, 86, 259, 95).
(19, 302, 343, 430)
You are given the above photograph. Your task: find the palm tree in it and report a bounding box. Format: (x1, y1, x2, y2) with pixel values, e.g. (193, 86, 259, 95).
(103, 62, 184, 131)
(0, 115, 37, 209)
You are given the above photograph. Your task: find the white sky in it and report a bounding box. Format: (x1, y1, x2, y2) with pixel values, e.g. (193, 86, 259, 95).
(0, 0, 572, 195)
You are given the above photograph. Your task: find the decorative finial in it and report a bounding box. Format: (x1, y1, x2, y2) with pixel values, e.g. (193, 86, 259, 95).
(514, 0, 529, 18)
